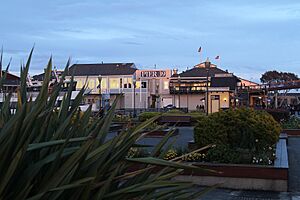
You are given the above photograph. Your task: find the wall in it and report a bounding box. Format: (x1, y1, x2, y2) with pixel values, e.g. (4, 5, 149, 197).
(208, 91, 230, 113)
(173, 94, 205, 110)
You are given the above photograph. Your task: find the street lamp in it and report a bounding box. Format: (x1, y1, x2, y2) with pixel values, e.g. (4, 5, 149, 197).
(204, 58, 211, 116)
(156, 81, 159, 111)
(98, 75, 102, 111)
(178, 75, 181, 109)
(133, 74, 137, 117)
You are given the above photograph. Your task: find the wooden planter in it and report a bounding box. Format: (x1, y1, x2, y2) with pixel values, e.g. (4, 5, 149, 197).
(282, 129, 300, 136)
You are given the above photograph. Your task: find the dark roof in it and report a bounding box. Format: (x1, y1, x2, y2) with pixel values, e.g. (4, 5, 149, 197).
(174, 67, 227, 77)
(2, 71, 20, 80)
(32, 71, 63, 81)
(68, 63, 137, 76)
(211, 76, 240, 90)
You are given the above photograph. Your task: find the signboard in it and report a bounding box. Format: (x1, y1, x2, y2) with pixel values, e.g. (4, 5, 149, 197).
(140, 71, 167, 78)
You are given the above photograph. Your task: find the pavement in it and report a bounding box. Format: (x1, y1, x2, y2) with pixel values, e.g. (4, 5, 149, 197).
(288, 137, 300, 192)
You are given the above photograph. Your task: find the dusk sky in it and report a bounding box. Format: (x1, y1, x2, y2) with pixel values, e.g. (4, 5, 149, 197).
(1, 0, 300, 82)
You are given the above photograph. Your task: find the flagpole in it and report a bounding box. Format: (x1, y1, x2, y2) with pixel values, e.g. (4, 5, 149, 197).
(215, 55, 220, 68)
(198, 47, 202, 65)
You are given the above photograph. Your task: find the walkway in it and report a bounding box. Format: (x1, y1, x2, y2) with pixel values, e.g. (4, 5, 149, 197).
(288, 137, 300, 192)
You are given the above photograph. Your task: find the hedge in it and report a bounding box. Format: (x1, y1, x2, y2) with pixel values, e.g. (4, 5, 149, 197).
(194, 108, 281, 163)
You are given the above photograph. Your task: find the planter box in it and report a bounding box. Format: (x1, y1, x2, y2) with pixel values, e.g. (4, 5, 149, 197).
(282, 129, 300, 136)
(144, 128, 179, 138)
(175, 139, 289, 192)
(159, 115, 192, 126)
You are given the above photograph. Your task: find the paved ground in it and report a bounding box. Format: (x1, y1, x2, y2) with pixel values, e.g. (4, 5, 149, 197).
(288, 137, 300, 192)
(199, 188, 293, 200)
(137, 126, 194, 149)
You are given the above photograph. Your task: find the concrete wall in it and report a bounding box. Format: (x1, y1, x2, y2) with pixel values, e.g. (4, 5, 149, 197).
(174, 176, 287, 192)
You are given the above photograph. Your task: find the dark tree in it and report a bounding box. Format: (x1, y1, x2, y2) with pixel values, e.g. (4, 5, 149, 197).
(260, 70, 299, 83)
(260, 70, 281, 83)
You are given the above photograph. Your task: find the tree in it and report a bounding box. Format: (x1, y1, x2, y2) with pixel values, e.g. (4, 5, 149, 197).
(260, 70, 299, 84)
(260, 70, 281, 84)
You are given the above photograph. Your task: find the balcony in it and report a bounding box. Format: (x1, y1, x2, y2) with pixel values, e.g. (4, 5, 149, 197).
(169, 86, 206, 94)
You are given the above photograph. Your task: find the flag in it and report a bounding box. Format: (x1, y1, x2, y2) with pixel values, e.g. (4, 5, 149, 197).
(27, 75, 33, 86)
(198, 47, 202, 52)
(215, 55, 220, 60)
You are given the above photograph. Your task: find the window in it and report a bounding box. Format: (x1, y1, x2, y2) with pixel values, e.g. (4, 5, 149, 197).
(163, 81, 169, 89)
(76, 80, 83, 89)
(96, 78, 107, 89)
(109, 78, 120, 89)
(123, 78, 132, 89)
(88, 79, 95, 89)
(141, 81, 147, 88)
(136, 81, 141, 89)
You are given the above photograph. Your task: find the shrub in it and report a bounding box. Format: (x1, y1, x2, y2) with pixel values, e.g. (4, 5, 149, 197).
(265, 108, 290, 122)
(166, 109, 184, 114)
(194, 108, 281, 164)
(138, 111, 160, 122)
(282, 116, 300, 129)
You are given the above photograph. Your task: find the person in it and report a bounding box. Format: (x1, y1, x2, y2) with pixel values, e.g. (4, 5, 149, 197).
(262, 101, 266, 109)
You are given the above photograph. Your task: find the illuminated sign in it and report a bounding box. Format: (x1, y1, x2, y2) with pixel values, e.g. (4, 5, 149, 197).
(140, 71, 167, 78)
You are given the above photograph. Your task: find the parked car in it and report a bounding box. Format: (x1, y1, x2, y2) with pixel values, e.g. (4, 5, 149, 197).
(164, 104, 176, 110)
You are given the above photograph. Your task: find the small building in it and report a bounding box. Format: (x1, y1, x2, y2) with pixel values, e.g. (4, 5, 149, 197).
(169, 62, 240, 113)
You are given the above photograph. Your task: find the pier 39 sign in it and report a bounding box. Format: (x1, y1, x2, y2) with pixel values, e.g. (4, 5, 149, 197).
(140, 70, 167, 78)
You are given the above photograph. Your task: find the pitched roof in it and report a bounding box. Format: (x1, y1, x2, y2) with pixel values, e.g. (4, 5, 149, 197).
(1, 71, 20, 80)
(68, 63, 137, 76)
(175, 66, 227, 77)
(32, 71, 64, 81)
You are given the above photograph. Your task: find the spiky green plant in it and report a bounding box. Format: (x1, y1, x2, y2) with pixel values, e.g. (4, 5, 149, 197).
(0, 49, 215, 200)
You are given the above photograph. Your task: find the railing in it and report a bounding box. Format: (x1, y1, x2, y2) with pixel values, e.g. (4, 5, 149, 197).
(114, 108, 189, 116)
(169, 87, 206, 94)
(239, 80, 300, 92)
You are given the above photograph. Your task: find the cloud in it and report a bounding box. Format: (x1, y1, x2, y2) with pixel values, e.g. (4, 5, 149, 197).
(1, 0, 300, 80)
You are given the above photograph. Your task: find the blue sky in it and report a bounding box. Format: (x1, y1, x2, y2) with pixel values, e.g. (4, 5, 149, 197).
(1, 0, 300, 82)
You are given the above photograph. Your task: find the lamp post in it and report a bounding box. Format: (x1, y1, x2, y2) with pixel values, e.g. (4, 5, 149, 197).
(178, 75, 181, 109)
(133, 74, 137, 118)
(187, 86, 189, 112)
(98, 75, 102, 111)
(204, 58, 211, 116)
(156, 81, 159, 111)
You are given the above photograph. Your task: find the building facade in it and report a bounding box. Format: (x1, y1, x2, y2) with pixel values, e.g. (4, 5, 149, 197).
(135, 69, 173, 108)
(66, 61, 241, 113)
(67, 63, 139, 110)
(169, 62, 240, 113)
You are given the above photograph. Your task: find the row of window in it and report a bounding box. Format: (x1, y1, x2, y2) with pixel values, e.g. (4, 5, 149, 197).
(76, 78, 150, 90)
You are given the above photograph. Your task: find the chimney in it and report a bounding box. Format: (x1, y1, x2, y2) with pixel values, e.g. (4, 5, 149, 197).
(173, 68, 178, 75)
